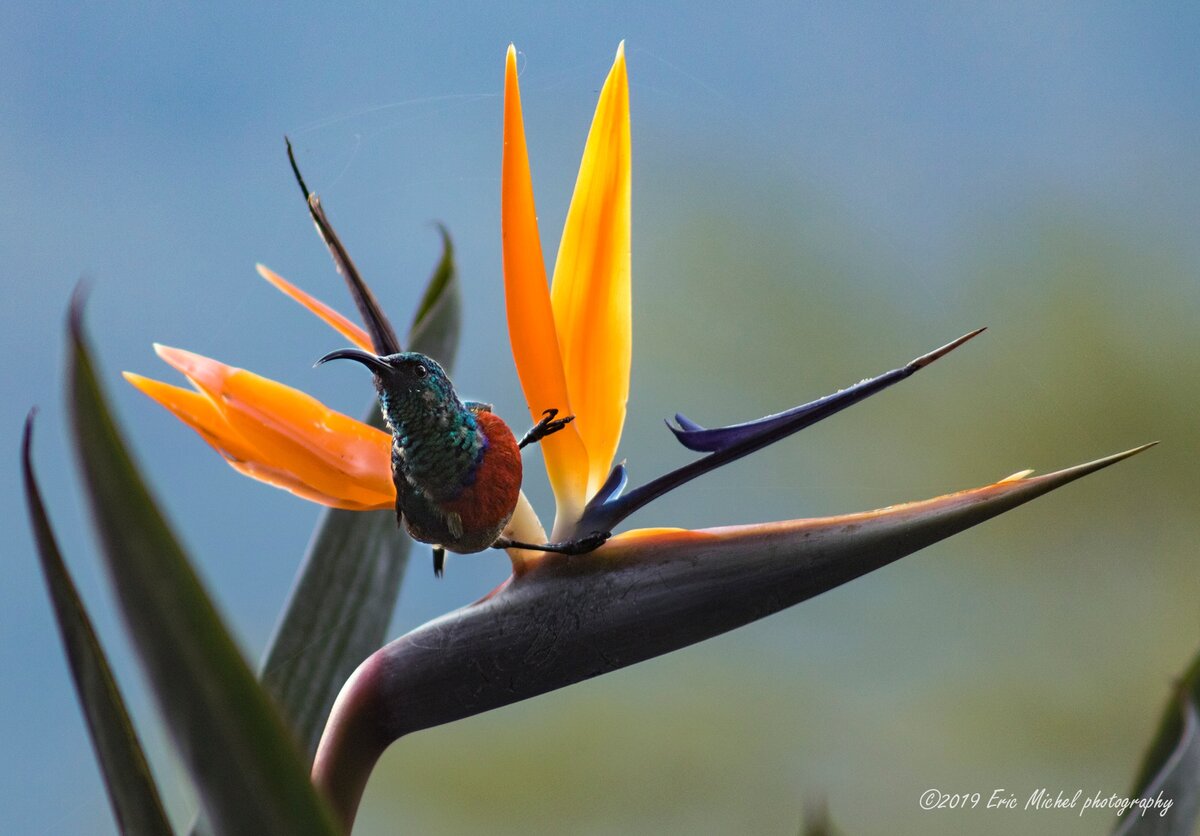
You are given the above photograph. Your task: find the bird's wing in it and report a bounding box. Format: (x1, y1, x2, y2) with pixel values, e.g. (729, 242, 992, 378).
(392, 467, 414, 524)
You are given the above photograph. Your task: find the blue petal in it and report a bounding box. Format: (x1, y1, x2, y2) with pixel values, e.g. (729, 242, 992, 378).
(671, 413, 705, 435)
(576, 328, 984, 537)
(667, 328, 986, 454)
(590, 462, 629, 508)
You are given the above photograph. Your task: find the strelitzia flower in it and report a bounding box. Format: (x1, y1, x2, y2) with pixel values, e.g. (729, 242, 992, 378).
(125, 44, 1151, 831)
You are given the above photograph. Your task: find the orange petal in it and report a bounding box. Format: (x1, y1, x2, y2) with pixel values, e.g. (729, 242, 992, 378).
(550, 43, 632, 498)
(502, 44, 589, 530)
(256, 264, 373, 351)
(125, 371, 388, 509)
(227, 460, 389, 510)
(153, 345, 394, 508)
(124, 371, 262, 462)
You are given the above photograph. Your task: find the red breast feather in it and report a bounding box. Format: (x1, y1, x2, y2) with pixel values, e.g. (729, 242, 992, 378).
(440, 411, 522, 550)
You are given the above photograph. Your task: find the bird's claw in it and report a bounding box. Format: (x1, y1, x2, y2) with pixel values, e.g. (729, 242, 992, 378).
(538, 408, 575, 434)
(518, 408, 576, 449)
(571, 530, 610, 554)
(493, 530, 610, 556)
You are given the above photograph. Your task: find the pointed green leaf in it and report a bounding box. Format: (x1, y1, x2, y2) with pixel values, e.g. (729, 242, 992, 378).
(22, 413, 174, 836)
(258, 487, 409, 763)
(67, 301, 339, 836)
(1117, 649, 1200, 835)
(259, 237, 461, 762)
(406, 225, 461, 371)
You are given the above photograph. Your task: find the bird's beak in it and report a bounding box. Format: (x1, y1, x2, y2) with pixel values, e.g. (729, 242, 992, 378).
(315, 348, 391, 375)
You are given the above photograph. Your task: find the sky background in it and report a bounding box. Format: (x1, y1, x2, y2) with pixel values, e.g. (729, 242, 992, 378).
(3, 3, 1198, 834)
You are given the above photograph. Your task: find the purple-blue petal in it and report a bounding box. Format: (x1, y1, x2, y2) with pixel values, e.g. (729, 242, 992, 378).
(671, 413, 706, 434)
(667, 328, 986, 455)
(576, 328, 984, 537)
(668, 377, 905, 453)
(590, 462, 629, 508)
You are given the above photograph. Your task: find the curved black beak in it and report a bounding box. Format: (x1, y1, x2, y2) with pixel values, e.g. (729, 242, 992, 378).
(315, 347, 391, 375)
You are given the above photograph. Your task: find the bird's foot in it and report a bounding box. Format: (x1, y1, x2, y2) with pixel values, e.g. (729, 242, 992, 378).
(493, 530, 611, 556)
(433, 546, 446, 578)
(518, 409, 575, 449)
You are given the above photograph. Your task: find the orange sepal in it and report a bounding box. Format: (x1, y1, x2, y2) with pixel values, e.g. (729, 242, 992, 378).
(152, 345, 394, 508)
(227, 460, 388, 510)
(124, 371, 390, 509)
(257, 264, 373, 351)
(124, 371, 261, 462)
(502, 44, 590, 529)
(550, 42, 632, 498)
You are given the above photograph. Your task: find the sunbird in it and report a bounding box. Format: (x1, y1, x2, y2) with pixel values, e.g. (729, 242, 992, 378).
(317, 348, 610, 576)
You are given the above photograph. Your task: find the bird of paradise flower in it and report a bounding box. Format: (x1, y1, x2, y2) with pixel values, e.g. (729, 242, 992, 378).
(124, 43, 1152, 830)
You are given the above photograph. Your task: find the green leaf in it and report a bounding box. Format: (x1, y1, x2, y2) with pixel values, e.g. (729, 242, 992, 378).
(406, 225, 461, 371)
(67, 300, 339, 836)
(1117, 648, 1200, 835)
(258, 490, 409, 763)
(22, 412, 174, 836)
(259, 234, 461, 762)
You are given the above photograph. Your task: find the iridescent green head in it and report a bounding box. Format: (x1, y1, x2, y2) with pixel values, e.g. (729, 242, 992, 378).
(316, 348, 481, 497)
(317, 347, 461, 420)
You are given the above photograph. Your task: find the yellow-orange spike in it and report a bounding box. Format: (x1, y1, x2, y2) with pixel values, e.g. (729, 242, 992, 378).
(125, 371, 391, 509)
(256, 264, 373, 351)
(549, 43, 632, 498)
(502, 44, 590, 531)
(153, 345, 394, 507)
(124, 372, 263, 463)
(227, 460, 391, 510)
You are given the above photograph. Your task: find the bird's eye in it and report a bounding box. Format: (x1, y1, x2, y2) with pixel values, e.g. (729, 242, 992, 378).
(413, 363, 428, 379)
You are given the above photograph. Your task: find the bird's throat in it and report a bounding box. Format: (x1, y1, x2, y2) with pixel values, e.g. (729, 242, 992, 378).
(379, 387, 484, 502)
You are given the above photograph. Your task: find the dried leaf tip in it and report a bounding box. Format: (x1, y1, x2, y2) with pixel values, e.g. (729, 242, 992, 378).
(909, 326, 986, 369)
(285, 136, 313, 202)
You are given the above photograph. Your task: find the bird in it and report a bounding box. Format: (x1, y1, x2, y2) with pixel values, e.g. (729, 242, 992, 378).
(317, 348, 610, 576)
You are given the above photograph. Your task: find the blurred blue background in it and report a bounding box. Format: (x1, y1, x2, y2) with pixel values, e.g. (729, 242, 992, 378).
(3, 3, 1197, 834)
